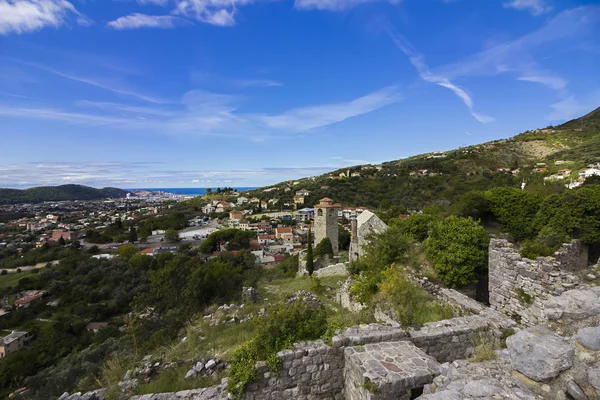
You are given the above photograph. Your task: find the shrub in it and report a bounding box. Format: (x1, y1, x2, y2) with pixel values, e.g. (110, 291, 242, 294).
(377, 266, 454, 326)
(228, 301, 328, 398)
(425, 216, 489, 288)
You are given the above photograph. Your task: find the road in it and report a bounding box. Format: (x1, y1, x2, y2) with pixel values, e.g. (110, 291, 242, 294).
(0, 260, 59, 274)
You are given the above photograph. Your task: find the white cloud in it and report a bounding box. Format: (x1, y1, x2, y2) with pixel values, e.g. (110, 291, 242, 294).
(0, 85, 401, 138)
(107, 13, 188, 29)
(173, 0, 255, 26)
(6, 57, 171, 104)
(0, 162, 337, 188)
(503, 0, 551, 16)
(254, 86, 401, 131)
(388, 32, 494, 124)
(0, 0, 89, 35)
(137, 0, 168, 5)
(437, 6, 600, 83)
(517, 75, 567, 90)
(546, 95, 600, 122)
(294, 0, 400, 11)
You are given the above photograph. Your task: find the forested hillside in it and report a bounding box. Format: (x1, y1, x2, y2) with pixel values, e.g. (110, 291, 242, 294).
(0, 185, 127, 204)
(245, 107, 600, 211)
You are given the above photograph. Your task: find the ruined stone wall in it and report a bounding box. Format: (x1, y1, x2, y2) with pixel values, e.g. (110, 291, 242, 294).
(243, 341, 345, 400)
(335, 277, 364, 312)
(407, 316, 496, 363)
(242, 325, 406, 400)
(489, 238, 587, 326)
(313, 262, 348, 278)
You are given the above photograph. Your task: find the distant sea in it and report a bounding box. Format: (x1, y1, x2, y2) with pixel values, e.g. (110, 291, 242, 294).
(127, 187, 258, 195)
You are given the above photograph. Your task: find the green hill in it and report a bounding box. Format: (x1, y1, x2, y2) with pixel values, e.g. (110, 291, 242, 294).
(245, 107, 600, 210)
(0, 184, 127, 204)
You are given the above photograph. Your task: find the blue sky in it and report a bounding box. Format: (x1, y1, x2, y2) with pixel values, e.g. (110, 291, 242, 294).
(0, 0, 599, 189)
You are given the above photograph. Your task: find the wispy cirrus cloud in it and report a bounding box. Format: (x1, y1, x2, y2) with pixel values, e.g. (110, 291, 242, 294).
(387, 31, 494, 124)
(0, 0, 90, 35)
(191, 70, 283, 88)
(294, 0, 400, 11)
(0, 85, 401, 137)
(503, 0, 551, 16)
(5, 57, 171, 104)
(254, 86, 401, 130)
(517, 74, 567, 90)
(172, 0, 256, 27)
(136, 0, 168, 5)
(107, 13, 189, 29)
(436, 6, 600, 86)
(0, 161, 337, 188)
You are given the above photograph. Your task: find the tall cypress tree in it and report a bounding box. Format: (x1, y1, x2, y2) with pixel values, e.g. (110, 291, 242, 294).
(306, 228, 314, 276)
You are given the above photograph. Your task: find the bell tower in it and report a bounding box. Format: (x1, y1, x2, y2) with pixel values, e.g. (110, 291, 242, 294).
(313, 197, 340, 255)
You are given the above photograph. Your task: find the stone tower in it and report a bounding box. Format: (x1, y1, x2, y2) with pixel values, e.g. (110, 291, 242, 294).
(314, 197, 340, 255)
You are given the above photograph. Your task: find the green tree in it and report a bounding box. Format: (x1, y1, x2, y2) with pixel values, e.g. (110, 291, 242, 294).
(164, 229, 180, 243)
(390, 214, 436, 242)
(306, 229, 314, 276)
(118, 244, 138, 260)
(128, 226, 138, 243)
(314, 237, 334, 259)
(486, 187, 542, 241)
(129, 253, 153, 270)
(58, 236, 66, 246)
(425, 216, 489, 288)
(583, 175, 600, 186)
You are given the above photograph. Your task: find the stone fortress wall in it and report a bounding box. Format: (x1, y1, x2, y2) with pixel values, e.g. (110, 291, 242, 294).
(489, 238, 589, 326)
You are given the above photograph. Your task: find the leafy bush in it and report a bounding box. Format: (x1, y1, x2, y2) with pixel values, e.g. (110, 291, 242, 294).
(228, 301, 328, 397)
(425, 216, 489, 288)
(390, 214, 436, 242)
(377, 266, 454, 326)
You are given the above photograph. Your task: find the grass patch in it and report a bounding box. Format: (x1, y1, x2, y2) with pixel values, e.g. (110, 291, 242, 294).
(133, 365, 223, 396)
(468, 334, 498, 363)
(260, 275, 345, 306)
(169, 320, 257, 362)
(377, 266, 455, 327)
(0, 271, 34, 290)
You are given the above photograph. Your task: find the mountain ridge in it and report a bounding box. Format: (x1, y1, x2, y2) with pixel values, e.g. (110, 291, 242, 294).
(0, 184, 127, 205)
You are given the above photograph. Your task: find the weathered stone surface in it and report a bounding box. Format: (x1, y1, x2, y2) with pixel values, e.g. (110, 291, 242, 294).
(489, 238, 590, 327)
(566, 380, 588, 400)
(544, 287, 600, 321)
(419, 353, 539, 400)
(128, 380, 229, 399)
(576, 325, 600, 350)
(589, 364, 600, 396)
(507, 325, 574, 381)
(344, 341, 439, 399)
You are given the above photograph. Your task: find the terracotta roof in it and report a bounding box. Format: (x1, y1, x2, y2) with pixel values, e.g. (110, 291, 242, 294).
(276, 227, 293, 234)
(140, 248, 154, 254)
(14, 293, 43, 306)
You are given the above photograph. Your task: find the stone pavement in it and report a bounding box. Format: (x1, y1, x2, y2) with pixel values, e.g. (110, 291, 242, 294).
(344, 341, 440, 400)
